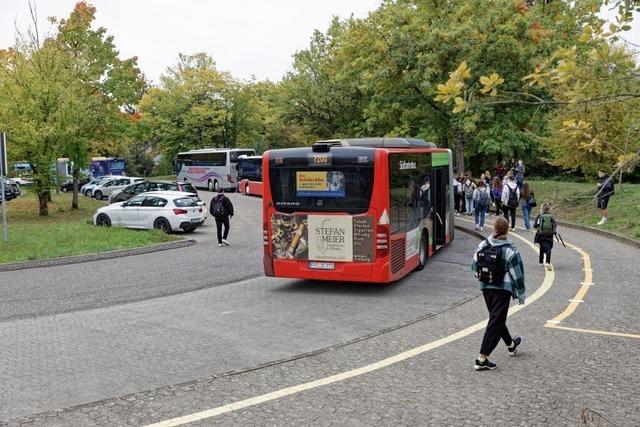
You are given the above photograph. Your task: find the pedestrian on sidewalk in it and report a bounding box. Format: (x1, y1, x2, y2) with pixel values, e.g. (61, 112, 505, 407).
(596, 170, 614, 226)
(492, 176, 503, 216)
(463, 174, 476, 216)
(501, 174, 520, 230)
(210, 188, 234, 247)
(515, 159, 525, 189)
(453, 174, 463, 216)
(520, 182, 536, 230)
(473, 179, 490, 231)
(472, 217, 525, 371)
(534, 202, 556, 270)
(495, 160, 506, 180)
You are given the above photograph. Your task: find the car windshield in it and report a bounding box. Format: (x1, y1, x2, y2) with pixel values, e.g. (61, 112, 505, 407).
(174, 197, 198, 207)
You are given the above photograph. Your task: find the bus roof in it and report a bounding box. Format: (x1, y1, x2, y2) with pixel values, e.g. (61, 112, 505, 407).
(314, 138, 437, 150)
(177, 148, 256, 155)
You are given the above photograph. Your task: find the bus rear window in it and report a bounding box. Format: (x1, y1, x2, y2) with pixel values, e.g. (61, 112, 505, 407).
(269, 166, 374, 214)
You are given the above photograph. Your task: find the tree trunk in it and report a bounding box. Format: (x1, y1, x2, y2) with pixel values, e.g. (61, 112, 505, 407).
(455, 129, 465, 174)
(46, 191, 52, 203)
(38, 191, 49, 216)
(72, 167, 79, 209)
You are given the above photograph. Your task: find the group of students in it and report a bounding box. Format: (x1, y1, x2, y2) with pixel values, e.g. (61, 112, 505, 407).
(454, 167, 534, 233)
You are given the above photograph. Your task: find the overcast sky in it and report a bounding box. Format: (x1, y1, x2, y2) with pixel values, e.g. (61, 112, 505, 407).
(0, 0, 382, 84)
(1, 1, 639, 85)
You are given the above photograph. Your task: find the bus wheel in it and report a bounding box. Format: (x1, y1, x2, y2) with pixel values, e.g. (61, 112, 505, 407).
(415, 232, 428, 271)
(245, 185, 249, 195)
(213, 180, 219, 192)
(208, 180, 214, 192)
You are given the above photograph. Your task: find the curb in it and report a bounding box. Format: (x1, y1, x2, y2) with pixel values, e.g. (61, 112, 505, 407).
(552, 219, 640, 249)
(454, 224, 485, 241)
(0, 239, 197, 272)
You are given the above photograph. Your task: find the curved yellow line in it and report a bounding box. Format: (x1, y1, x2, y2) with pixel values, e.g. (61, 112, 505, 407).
(145, 220, 554, 427)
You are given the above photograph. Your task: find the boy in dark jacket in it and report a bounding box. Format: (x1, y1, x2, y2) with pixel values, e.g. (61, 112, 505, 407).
(596, 170, 614, 226)
(210, 188, 234, 247)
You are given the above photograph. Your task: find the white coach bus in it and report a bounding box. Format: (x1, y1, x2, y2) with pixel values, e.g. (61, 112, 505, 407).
(175, 148, 255, 191)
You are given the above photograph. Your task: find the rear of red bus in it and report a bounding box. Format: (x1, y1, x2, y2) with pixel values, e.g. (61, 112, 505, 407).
(262, 146, 396, 283)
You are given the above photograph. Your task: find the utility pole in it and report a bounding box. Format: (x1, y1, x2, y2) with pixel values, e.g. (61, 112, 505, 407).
(0, 132, 8, 243)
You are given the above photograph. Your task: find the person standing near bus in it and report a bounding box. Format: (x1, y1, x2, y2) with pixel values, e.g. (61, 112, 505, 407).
(472, 217, 525, 371)
(473, 179, 490, 231)
(463, 174, 476, 216)
(210, 188, 234, 247)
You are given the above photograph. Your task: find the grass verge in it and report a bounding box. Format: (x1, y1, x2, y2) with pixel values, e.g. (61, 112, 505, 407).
(0, 190, 176, 264)
(527, 179, 640, 241)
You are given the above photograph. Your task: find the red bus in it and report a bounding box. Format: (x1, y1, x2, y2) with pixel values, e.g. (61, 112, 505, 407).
(237, 155, 263, 196)
(262, 138, 454, 283)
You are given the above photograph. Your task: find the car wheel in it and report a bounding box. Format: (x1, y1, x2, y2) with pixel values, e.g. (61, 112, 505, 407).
(415, 231, 429, 272)
(96, 213, 111, 227)
(94, 190, 103, 200)
(153, 218, 172, 234)
(62, 187, 68, 193)
(85, 190, 92, 197)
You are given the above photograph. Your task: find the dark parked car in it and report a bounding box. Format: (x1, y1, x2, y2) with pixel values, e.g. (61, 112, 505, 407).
(1, 179, 20, 203)
(109, 180, 198, 204)
(60, 178, 90, 193)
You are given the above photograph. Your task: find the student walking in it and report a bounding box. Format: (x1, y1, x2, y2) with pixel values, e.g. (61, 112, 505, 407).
(453, 174, 463, 215)
(472, 217, 526, 371)
(473, 180, 490, 231)
(492, 177, 503, 216)
(520, 182, 536, 230)
(596, 170, 614, 225)
(463, 175, 476, 216)
(534, 203, 557, 270)
(210, 188, 234, 247)
(501, 175, 520, 230)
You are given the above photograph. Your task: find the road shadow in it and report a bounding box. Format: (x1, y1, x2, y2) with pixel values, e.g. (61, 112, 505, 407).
(272, 276, 406, 296)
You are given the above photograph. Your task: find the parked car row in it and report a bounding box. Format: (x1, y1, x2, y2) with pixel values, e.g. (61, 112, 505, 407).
(93, 191, 205, 233)
(109, 180, 198, 204)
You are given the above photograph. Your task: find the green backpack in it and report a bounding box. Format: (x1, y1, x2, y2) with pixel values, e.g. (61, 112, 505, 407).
(539, 214, 556, 236)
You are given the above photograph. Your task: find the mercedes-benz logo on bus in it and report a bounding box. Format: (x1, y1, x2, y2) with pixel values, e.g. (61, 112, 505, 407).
(316, 199, 324, 207)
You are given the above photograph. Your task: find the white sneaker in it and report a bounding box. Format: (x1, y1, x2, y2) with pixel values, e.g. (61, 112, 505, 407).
(222, 239, 230, 246)
(480, 226, 484, 231)
(475, 225, 479, 230)
(218, 243, 223, 247)
(545, 263, 553, 271)
(597, 217, 608, 226)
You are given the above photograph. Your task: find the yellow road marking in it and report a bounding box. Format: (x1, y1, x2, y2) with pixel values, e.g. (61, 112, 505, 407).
(144, 222, 554, 427)
(546, 325, 640, 340)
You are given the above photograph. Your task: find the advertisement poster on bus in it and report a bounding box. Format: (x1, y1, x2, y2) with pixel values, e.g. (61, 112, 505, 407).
(296, 171, 345, 197)
(405, 227, 420, 260)
(308, 215, 353, 262)
(270, 214, 374, 263)
(271, 214, 308, 260)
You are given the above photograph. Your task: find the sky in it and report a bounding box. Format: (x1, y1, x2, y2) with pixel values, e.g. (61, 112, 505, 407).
(0, 0, 382, 84)
(1, 1, 639, 85)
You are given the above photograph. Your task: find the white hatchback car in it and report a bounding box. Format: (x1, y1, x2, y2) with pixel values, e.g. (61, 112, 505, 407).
(82, 176, 117, 197)
(92, 176, 144, 201)
(93, 191, 205, 233)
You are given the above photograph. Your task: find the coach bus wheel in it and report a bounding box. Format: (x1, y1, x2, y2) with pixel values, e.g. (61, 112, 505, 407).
(208, 180, 214, 192)
(213, 180, 219, 192)
(415, 231, 428, 271)
(245, 185, 249, 195)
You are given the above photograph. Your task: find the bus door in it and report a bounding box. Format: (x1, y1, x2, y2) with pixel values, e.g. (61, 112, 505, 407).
(432, 167, 448, 248)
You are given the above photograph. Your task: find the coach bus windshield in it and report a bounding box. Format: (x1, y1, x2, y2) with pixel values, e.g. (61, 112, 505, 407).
(269, 149, 374, 214)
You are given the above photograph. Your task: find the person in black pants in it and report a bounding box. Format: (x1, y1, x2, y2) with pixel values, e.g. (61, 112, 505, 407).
(472, 217, 526, 371)
(534, 202, 556, 270)
(501, 175, 520, 230)
(210, 188, 234, 247)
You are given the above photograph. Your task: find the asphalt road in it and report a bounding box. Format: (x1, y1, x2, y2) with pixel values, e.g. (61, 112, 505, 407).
(0, 191, 482, 420)
(1, 196, 638, 426)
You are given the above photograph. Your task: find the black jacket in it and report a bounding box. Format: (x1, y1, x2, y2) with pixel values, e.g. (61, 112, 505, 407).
(597, 175, 614, 199)
(210, 195, 234, 217)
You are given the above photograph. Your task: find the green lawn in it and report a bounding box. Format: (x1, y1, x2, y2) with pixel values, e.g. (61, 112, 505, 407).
(0, 190, 176, 264)
(527, 179, 640, 240)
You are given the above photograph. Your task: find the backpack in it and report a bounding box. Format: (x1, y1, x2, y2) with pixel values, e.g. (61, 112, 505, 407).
(538, 213, 556, 236)
(211, 198, 225, 216)
(476, 189, 490, 210)
(476, 241, 506, 286)
(507, 186, 519, 207)
(492, 187, 502, 200)
(464, 182, 475, 199)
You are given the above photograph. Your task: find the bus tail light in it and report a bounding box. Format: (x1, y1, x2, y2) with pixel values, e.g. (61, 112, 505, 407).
(376, 225, 389, 258)
(263, 222, 270, 253)
(173, 208, 188, 215)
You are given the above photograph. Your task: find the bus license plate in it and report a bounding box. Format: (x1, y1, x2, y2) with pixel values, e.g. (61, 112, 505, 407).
(308, 261, 335, 270)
